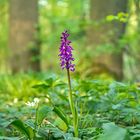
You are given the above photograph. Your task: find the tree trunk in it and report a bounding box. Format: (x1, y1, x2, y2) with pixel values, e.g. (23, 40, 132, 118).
(87, 0, 127, 80)
(133, 0, 140, 80)
(9, 0, 40, 73)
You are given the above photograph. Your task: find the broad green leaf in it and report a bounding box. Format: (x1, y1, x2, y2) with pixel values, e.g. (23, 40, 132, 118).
(98, 123, 130, 140)
(54, 117, 68, 131)
(37, 105, 53, 125)
(131, 134, 140, 140)
(0, 136, 19, 140)
(53, 106, 69, 127)
(106, 15, 117, 21)
(25, 119, 35, 130)
(10, 119, 34, 140)
(63, 133, 81, 140)
(32, 83, 50, 91)
(45, 77, 54, 86)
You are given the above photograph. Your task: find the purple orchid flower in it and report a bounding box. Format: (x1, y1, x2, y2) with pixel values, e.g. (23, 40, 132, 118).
(59, 30, 75, 72)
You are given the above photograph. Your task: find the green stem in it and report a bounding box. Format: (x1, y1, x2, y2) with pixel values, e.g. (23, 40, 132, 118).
(67, 69, 78, 137)
(34, 105, 39, 139)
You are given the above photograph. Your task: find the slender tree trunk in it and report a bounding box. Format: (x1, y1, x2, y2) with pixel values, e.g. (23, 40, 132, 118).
(134, 0, 140, 80)
(87, 0, 127, 80)
(9, 0, 40, 73)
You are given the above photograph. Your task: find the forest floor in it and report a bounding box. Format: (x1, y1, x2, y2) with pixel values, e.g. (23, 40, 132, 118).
(0, 73, 140, 140)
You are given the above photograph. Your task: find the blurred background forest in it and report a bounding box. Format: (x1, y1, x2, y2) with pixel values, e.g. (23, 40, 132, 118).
(0, 0, 140, 81)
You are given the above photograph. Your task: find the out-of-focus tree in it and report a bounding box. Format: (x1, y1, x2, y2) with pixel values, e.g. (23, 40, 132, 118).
(0, 0, 8, 73)
(123, 0, 140, 81)
(131, 0, 140, 80)
(9, 0, 40, 73)
(87, 0, 128, 80)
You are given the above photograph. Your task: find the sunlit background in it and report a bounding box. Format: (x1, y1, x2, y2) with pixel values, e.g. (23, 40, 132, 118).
(0, 0, 140, 81)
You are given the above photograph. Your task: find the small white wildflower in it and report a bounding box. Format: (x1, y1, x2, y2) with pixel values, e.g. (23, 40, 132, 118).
(88, 96, 92, 100)
(25, 101, 36, 107)
(34, 98, 40, 104)
(25, 98, 40, 107)
(45, 98, 49, 103)
(96, 114, 100, 117)
(13, 98, 18, 103)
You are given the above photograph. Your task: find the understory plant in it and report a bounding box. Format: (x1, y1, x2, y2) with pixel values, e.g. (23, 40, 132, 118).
(59, 30, 78, 137)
